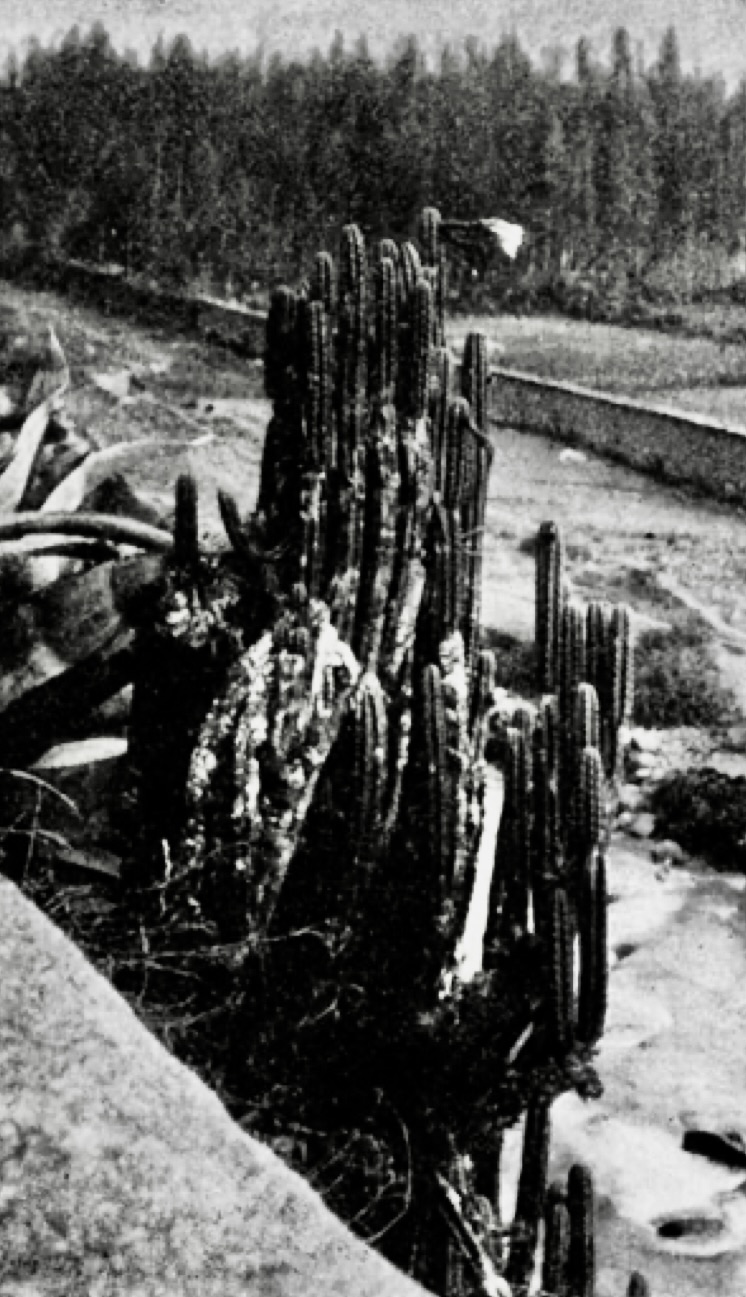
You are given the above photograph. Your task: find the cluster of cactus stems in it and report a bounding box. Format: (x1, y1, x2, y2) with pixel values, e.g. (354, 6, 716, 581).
(125, 210, 648, 1297)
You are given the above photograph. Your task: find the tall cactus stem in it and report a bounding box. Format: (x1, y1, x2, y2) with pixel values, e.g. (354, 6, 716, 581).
(419, 205, 442, 267)
(351, 673, 388, 868)
(542, 1194, 571, 1297)
(566, 1163, 595, 1297)
(627, 1273, 651, 1297)
(306, 299, 331, 467)
(577, 745, 603, 859)
(577, 850, 608, 1047)
(536, 521, 564, 693)
(174, 473, 199, 568)
(422, 663, 451, 909)
(412, 279, 433, 420)
(310, 250, 335, 313)
(462, 331, 488, 433)
(398, 240, 423, 312)
(374, 256, 399, 403)
(506, 1095, 552, 1289)
(549, 886, 574, 1055)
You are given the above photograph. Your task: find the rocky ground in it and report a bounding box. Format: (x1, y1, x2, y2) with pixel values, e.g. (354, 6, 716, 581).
(546, 835, 746, 1297)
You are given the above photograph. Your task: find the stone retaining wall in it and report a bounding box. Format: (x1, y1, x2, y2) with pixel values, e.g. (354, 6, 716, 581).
(58, 261, 269, 356)
(8, 257, 746, 504)
(489, 367, 746, 504)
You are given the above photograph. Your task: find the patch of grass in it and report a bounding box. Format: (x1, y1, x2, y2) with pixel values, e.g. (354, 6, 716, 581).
(454, 311, 746, 396)
(651, 768, 746, 870)
(633, 616, 738, 730)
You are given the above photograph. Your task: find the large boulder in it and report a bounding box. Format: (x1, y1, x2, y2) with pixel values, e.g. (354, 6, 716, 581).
(0, 876, 429, 1296)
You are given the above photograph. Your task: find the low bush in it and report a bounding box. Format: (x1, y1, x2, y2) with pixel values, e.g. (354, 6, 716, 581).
(633, 619, 738, 730)
(651, 768, 746, 869)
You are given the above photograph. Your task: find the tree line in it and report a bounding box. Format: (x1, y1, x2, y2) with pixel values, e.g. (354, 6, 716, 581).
(1, 23, 745, 312)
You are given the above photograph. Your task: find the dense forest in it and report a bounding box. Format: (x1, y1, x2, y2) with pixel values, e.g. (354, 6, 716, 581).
(1, 22, 746, 314)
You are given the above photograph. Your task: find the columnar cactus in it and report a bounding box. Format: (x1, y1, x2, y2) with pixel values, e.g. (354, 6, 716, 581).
(374, 256, 398, 404)
(174, 472, 200, 568)
(567, 1163, 595, 1297)
(536, 520, 564, 692)
(543, 1181, 571, 1297)
(126, 213, 648, 1297)
(577, 850, 608, 1047)
(419, 205, 441, 270)
(310, 249, 335, 313)
(461, 331, 488, 437)
(506, 1094, 552, 1289)
(549, 885, 575, 1056)
(627, 1272, 651, 1297)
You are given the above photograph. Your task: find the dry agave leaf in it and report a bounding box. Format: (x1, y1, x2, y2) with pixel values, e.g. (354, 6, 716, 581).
(0, 537, 117, 562)
(43, 431, 215, 515)
(23, 327, 70, 414)
(31, 736, 128, 770)
(1, 766, 81, 816)
(45, 842, 121, 881)
(25, 434, 212, 588)
(42, 439, 174, 515)
(0, 399, 53, 515)
(0, 329, 68, 515)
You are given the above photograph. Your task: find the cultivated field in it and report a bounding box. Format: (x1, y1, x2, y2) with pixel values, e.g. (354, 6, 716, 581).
(453, 309, 746, 395)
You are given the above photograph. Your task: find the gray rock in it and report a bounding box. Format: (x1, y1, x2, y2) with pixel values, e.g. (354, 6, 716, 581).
(92, 370, 132, 400)
(682, 1127, 746, 1169)
(651, 839, 686, 864)
(723, 724, 746, 752)
(618, 783, 646, 812)
(706, 752, 746, 780)
(631, 765, 657, 785)
(628, 811, 657, 839)
(629, 728, 662, 754)
(0, 876, 428, 1297)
